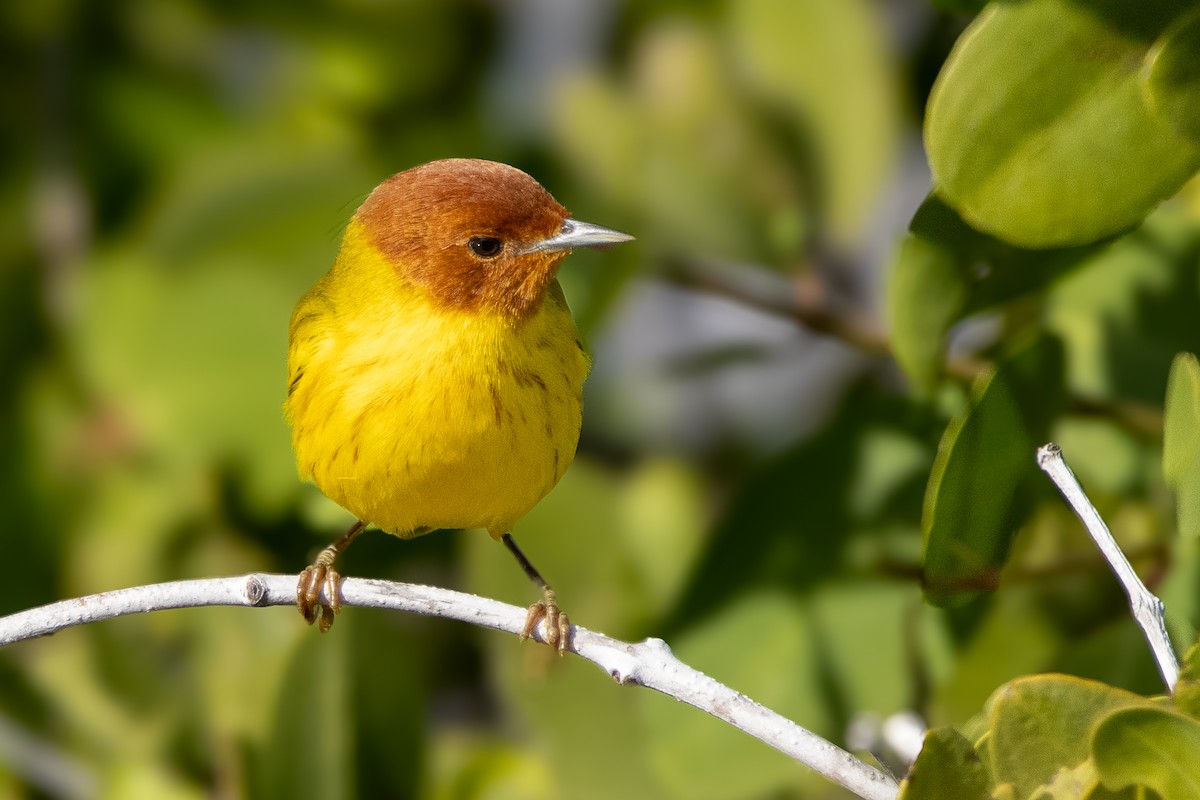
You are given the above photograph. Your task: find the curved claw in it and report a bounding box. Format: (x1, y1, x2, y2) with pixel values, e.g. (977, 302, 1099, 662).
(296, 564, 341, 632)
(520, 589, 571, 654)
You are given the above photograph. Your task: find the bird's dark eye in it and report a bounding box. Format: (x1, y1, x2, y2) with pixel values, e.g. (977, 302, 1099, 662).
(468, 236, 503, 258)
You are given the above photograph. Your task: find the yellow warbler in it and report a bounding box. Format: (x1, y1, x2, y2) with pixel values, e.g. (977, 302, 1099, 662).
(285, 158, 632, 649)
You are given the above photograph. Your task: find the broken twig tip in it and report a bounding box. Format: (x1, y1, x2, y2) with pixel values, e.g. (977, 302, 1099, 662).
(1036, 442, 1061, 467)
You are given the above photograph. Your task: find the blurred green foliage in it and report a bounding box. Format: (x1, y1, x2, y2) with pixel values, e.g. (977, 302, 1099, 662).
(2, 0, 1200, 798)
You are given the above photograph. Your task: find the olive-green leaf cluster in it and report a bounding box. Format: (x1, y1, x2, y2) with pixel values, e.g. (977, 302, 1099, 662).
(901, 641, 1200, 799)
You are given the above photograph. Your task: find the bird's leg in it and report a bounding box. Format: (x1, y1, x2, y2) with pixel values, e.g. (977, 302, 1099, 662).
(501, 533, 570, 654)
(297, 519, 367, 632)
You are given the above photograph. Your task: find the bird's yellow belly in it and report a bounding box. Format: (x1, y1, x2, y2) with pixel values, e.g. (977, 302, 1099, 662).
(289, 305, 587, 539)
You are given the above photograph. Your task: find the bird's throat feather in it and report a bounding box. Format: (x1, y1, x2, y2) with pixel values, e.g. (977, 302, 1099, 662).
(286, 223, 589, 538)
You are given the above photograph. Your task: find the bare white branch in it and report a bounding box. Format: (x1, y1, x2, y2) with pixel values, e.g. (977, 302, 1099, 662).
(1036, 443, 1180, 691)
(0, 574, 899, 800)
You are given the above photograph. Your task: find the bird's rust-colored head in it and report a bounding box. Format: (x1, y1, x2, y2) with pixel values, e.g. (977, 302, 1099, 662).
(356, 159, 632, 319)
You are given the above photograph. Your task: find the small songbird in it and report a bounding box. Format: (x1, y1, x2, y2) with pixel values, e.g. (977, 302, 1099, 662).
(285, 158, 633, 650)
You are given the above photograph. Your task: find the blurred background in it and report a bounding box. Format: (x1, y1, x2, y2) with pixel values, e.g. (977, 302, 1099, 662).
(1, 0, 1198, 798)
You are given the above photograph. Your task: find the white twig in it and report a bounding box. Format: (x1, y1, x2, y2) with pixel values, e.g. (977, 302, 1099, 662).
(1036, 443, 1180, 691)
(0, 574, 899, 800)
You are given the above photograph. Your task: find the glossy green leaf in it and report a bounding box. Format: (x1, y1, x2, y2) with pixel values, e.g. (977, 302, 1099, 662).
(1164, 353, 1200, 538)
(887, 233, 968, 394)
(897, 727, 989, 800)
(1143, 6, 1200, 145)
(1092, 706, 1200, 798)
(922, 335, 1065, 605)
(887, 194, 1101, 393)
(926, 0, 1200, 248)
(908, 194, 1102, 317)
(987, 674, 1150, 799)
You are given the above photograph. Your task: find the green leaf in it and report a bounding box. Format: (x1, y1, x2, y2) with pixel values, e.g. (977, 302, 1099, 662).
(1030, 760, 1097, 800)
(668, 387, 935, 629)
(1174, 639, 1200, 721)
(908, 194, 1101, 315)
(615, 458, 708, 623)
(1044, 210, 1200, 406)
(1028, 759, 1135, 800)
(922, 334, 1065, 605)
(897, 727, 990, 800)
(887, 194, 1101, 393)
(810, 582, 928, 717)
(926, 0, 1200, 248)
(1143, 6, 1200, 146)
(986, 674, 1150, 799)
(1092, 706, 1200, 798)
(887, 233, 969, 394)
(1164, 353, 1200, 538)
(78, 250, 300, 517)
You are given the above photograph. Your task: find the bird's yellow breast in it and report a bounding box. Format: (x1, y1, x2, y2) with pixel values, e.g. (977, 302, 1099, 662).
(286, 220, 590, 538)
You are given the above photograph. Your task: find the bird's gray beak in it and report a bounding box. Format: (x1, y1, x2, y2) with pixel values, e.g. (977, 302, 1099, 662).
(522, 218, 634, 255)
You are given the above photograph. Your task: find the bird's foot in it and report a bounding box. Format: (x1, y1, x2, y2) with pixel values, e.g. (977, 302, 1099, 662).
(521, 587, 570, 654)
(297, 563, 341, 632)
